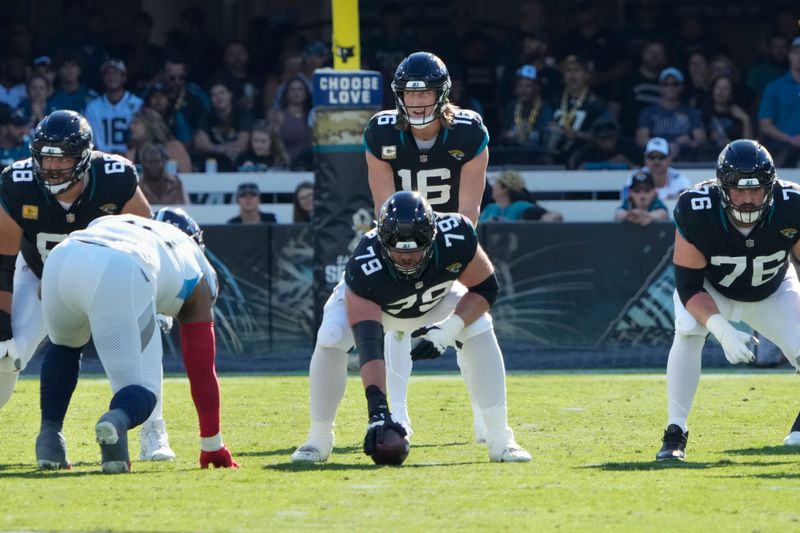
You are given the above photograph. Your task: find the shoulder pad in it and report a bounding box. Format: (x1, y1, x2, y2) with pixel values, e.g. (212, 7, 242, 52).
(367, 110, 400, 128)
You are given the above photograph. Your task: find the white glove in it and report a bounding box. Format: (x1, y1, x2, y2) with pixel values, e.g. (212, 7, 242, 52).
(0, 338, 21, 373)
(156, 314, 174, 334)
(410, 315, 465, 360)
(706, 314, 758, 365)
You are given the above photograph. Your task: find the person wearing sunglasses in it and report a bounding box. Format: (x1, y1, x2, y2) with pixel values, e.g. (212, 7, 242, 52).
(622, 137, 691, 201)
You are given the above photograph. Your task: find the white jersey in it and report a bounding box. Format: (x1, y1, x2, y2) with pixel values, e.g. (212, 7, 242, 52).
(63, 214, 217, 317)
(84, 92, 143, 153)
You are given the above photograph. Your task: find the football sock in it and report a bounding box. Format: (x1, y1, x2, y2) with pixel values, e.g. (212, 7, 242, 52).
(459, 330, 509, 438)
(0, 371, 19, 410)
(456, 349, 486, 433)
(666, 333, 705, 432)
(385, 332, 412, 424)
(790, 412, 800, 433)
(39, 343, 81, 425)
(180, 322, 220, 437)
(109, 385, 157, 428)
(308, 345, 348, 437)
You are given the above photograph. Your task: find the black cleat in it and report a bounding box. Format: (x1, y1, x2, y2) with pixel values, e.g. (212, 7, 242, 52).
(656, 424, 688, 461)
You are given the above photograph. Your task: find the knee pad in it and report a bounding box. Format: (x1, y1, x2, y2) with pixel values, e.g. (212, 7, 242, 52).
(457, 313, 493, 342)
(317, 320, 347, 349)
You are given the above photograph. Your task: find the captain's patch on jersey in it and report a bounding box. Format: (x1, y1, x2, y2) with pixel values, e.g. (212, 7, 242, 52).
(22, 205, 38, 220)
(781, 228, 798, 238)
(446, 262, 463, 273)
(448, 149, 465, 161)
(99, 203, 118, 215)
(381, 145, 397, 159)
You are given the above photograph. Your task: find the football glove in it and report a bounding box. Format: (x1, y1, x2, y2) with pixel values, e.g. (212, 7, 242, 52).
(199, 446, 239, 469)
(410, 315, 465, 361)
(156, 314, 174, 335)
(363, 408, 407, 457)
(706, 314, 757, 365)
(0, 338, 21, 373)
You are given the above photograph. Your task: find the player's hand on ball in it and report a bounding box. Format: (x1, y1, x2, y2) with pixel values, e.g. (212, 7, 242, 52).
(706, 314, 757, 365)
(199, 446, 239, 469)
(0, 338, 21, 373)
(363, 408, 407, 458)
(410, 315, 465, 361)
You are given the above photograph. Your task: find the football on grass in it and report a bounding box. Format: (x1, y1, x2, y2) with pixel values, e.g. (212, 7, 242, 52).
(370, 428, 410, 466)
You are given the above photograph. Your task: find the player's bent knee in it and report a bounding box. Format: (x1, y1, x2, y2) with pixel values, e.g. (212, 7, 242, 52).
(457, 313, 493, 342)
(317, 321, 346, 349)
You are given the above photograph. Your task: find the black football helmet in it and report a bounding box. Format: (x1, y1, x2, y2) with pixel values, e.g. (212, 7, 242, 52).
(391, 52, 451, 129)
(29, 110, 93, 196)
(716, 139, 776, 224)
(154, 207, 204, 249)
(377, 191, 436, 279)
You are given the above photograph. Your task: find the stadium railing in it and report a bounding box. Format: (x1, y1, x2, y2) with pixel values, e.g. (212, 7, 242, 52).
(172, 168, 800, 224)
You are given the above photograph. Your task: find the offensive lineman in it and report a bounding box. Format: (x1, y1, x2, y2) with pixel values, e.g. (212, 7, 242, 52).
(38, 212, 237, 473)
(0, 110, 174, 464)
(302, 191, 529, 463)
(657, 139, 800, 460)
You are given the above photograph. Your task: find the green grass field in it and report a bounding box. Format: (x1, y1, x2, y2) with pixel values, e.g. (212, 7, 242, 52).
(2, 370, 800, 532)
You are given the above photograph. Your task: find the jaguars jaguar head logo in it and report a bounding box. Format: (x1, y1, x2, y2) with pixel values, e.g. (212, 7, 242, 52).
(780, 228, 798, 239)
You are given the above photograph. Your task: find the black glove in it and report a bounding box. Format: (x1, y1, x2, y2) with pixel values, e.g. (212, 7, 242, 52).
(410, 325, 447, 360)
(363, 408, 407, 456)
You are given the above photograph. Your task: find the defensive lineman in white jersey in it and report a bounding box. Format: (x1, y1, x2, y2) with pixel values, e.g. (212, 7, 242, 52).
(39, 213, 237, 472)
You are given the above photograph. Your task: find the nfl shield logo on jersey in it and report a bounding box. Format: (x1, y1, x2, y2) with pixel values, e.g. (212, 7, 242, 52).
(745, 239, 755, 248)
(66, 213, 76, 223)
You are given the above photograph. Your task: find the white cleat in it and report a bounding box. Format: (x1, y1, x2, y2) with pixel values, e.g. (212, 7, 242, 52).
(489, 443, 532, 463)
(291, 445, 329, 463)
(784, 431, 800, 446)
(139, 419, 176, 461)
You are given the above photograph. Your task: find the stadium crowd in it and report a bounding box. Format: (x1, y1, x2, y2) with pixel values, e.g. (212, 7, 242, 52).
(0, 1, 798, 209)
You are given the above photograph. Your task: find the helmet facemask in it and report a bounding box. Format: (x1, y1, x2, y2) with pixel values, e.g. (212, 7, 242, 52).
(392, 80, 451, 129)
(719, 178, 773, 225)
(716, 139, 776, 225)
(391, 52, 452, 130)
(30, 111, 94, 196)
(377, 192, 437, 279)
(31, 147, 91, 196)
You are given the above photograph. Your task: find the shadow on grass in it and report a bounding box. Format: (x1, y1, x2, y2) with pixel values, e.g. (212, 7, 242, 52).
(242, 441, 472, 459)
(581, 458, 793, 471)
(264, 459, 485, 472)
(0, 461, 167, 479)
(721, 445, 800, 456)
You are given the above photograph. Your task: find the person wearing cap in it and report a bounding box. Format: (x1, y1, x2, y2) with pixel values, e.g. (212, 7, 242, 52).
(499, 64, 554, 162)
(227, 182, 276, 224)
(137, 142, 189, 205)
(31, 57, 55, 97)
(757, 36, 800, 167)
(47, 51, 98, 115)
(614, 169, 668, 225)
(636, 67, 707, 160)
(548, 54, 610, 162)
(624, 137, 691, 200)
(0, 104, 31, 168)
(479, 170, 562, 222)
(83, 59, 143, 154)
(569, 117, 642, 170)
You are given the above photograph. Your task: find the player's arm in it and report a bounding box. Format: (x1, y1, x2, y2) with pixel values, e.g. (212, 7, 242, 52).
(345, 285, 384, 390)
(674, 228, 755, 364)
(0, 208, 22, 317)
(410, 244, 498, 361)
(458, 146, 488, 225)
(366, 150, 396, 218)
(176, 277, 238, 468)
(121, 187, 153, 217)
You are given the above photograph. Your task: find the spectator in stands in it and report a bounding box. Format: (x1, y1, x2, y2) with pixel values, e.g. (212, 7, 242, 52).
(18, 74, 49, 126)
(548, 55, 610, 163)
(48, 0, 107, 89)
(448, 70, 485, 119)
(262, 52, 303, 113)
(143, 82, 192, 146)
(501, 32, 561, 105)
(228, 182, 276, 224)
(211, 40, 261, 116)
(0, 55, 27, 109)
(624, 137, 691, 201)
(126, 107, 192, 173)
(758, 37, 800, 167)
(618, 40, 668, 136)
(137, 143, 189, 205)
(702, 75, 754, 153)
(47, 51, 97, 114)
(268, 76, 312, 171)
(31, 56, 55, 97)
(164, 7, 222, 86)
(480, 170, 562, 222)
(236, 120, 289, 172)
(746, 33, 789, 104)
(0, 104, 31, 168)
(636, 67, 707, 161)
(83, 59, 143, 155)
(162, 53, 211, 133)
(613, 169, 668, 226)
(271, 42, 329, 109)
(684, 51, 712, 108)
(498, 65, 554, 163)
(569, 117, 642, 170)
(293, 181, 314, 223)
(194, 79, 252, 172)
